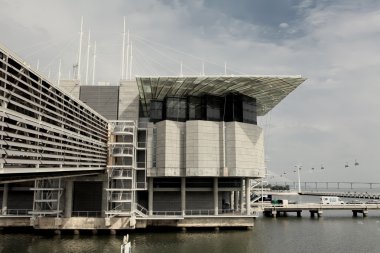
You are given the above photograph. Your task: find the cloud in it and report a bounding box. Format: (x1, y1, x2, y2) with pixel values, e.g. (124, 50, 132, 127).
(279, 22, 289, 29)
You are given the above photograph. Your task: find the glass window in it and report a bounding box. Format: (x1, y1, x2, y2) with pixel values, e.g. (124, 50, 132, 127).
(206, 95, 223, 121)
(242, 96, 257, 124)
(149, 100, 163, 122)
(188, 96, 203, 120)
(165, 97, 187, 121)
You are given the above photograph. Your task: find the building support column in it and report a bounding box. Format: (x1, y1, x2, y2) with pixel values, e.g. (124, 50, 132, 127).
(245, 178, 250, 215)
(234, 191, 239, 211)
(240, 178, 244, 213)
(213, 177, 218, 215)
(181, 177, 186, 216)
(148, 177, 153, 216)
(230, 191, 234, 211)
(101, 180, 108, 218)
(64, 181, 73, 218)
(2, 183, 9, 215)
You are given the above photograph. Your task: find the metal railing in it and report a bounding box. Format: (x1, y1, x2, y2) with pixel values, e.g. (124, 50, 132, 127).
(1, 209, 32, 216)
(136, 161, 146, 169)
(109, 168, 133, 178)
(134, 203, 148, 216)
(109, 192, 132, 202)
(152, 211, 183, 216)
(110, 147, 133, 156)
(71, 211, 102, 217)
(135, 182, 146, 189)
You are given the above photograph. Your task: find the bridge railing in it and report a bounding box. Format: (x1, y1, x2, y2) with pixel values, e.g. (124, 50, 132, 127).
(1, 209, 32, 216)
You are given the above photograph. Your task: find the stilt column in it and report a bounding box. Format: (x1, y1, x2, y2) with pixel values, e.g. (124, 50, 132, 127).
(234, 191, 239, 211)
(148, 177, 153, 216)
(213, 177, 218, 215)
(181, 177, 186, 215)
(245, 178, 250, 215)
(240, 178, 244, 213)
(101, 180, 108, 218)
(2, 183, 8, 215)
(64, 181, 73, 218)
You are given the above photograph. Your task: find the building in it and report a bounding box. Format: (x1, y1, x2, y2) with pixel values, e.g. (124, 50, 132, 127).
(0, 42, 306, 231)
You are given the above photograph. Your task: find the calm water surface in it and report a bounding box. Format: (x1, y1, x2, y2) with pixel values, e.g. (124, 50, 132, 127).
(1, 214, 380, 253)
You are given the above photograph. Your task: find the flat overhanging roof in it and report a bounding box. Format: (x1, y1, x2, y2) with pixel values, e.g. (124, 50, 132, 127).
(136, 75, 306, 116)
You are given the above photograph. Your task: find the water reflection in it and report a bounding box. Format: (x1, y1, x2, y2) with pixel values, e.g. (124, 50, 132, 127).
(2, 216, 380, 253)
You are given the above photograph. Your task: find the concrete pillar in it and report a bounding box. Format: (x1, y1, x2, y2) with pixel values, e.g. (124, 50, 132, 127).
(234, 191, 239, 211)
(64, 181, 73, 218)
(101, 180, 108, 218)
(2, 183, 9, 215)
(181, 177, 186, 215)
(245, 178, 250, 215)
(240, 178, 244, 213)
(148, 177, 153, 216)
(230, 191, 233, 209)
(213, 177, 218, 215)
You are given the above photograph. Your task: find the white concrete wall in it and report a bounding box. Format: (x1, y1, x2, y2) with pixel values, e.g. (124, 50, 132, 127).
(156, 121, 185, 176)
(118, 81, 139, 121)
(147, 120, 265, 178)
(186, 121, 221, 176)
(225, 122, 265, 177)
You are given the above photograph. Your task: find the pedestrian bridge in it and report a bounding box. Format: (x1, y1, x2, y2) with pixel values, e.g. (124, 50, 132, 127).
(300, 191, 380, 199)
(263, 203, 380, 218)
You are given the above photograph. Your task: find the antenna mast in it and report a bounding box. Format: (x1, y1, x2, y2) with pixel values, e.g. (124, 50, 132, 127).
(92, 41, 97, 85)
(121, 17, 126, 80)
(129, 41, 133, 80)
(224, 62, 227, 75)
(77, 16, 84, 83)
(85, 30, 91, 85)
(126, 30, 130, 80)
(180, 61, 183, 77)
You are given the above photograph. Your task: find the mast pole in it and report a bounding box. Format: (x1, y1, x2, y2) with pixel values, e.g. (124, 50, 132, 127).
(126, 30, 130, 80)
(92, 41, 97, 85)
(129, 41, 133, 80)
(77, 16, 84, 82)
(121, 17, 126, 80)
(85, 30, 91, 85)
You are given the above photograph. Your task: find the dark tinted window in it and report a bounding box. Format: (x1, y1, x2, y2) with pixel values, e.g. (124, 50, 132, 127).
(166, 97, 187, 121)
(188, 96, 203, 120)
(206, 96, 223, 121)
(242, 96, 257, 124)
(150, 100, 163, 123)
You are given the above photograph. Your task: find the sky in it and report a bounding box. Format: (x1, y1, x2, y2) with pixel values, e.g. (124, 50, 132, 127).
(1, 0, 380, 183)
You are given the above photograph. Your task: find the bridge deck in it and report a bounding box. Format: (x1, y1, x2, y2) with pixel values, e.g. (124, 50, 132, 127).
(263, 203, 380, 218)
(300, 191, 380, 199)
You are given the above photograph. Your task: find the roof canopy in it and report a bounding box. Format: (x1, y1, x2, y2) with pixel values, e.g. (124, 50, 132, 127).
(136, 75, 306, 116)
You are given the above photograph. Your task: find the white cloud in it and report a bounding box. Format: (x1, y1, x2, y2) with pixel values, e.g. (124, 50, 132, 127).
(279, 22, 289, 29)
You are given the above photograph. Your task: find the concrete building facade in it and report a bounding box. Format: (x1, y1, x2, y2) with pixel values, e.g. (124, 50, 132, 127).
(0, 43, 306, 231)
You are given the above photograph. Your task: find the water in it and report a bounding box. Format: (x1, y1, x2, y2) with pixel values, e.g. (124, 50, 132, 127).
(2, 215, 380, 253)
